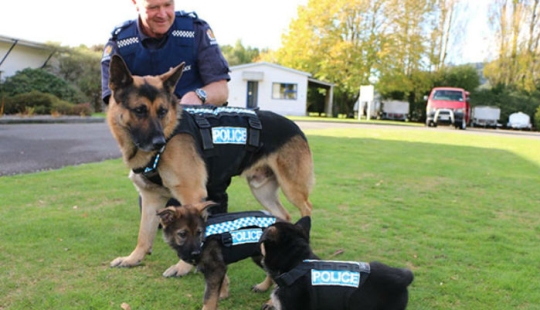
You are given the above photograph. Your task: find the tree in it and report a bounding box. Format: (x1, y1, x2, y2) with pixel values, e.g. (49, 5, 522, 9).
(220, 40, 263, 66)
(486, 0, 540, 93)
(264, 0, 470, 117)
(52, 45, 103, 112)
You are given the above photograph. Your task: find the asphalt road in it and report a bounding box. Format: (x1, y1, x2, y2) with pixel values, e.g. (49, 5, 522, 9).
(1, 119, 538, 177)
(0, 121, 121, 176)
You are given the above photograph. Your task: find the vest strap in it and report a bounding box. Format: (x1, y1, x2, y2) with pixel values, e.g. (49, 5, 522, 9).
(194, 115, 214, 151)
(247, 116, 262, 150)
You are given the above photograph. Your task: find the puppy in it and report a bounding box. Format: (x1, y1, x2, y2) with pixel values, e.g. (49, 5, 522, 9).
(158, 201, 279, 310)
(259, 217, 414, 310)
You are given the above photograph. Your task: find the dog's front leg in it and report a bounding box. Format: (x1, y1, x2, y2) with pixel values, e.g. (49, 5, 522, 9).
(110, 190, 167, 267)
(202, 268, 227, 310)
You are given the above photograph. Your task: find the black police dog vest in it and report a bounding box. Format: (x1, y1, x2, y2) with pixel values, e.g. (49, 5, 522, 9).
(112, 11, 201, 97)
(133, 105, 262, 200)
(275, 260, 371, 310)
(203, 211, 276, 264)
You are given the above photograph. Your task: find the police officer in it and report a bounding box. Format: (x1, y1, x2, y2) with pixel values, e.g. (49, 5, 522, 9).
(100, 0, 231, 278)
(101, 0, 230, 106)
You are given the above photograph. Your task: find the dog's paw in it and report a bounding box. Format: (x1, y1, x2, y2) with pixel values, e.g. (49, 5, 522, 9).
(110, 256, 141, 267)
(162, 261, 194, 277)
(252, 284, 267, 293)
(261, 303, 275, 310)
(252, 276, 273, 292)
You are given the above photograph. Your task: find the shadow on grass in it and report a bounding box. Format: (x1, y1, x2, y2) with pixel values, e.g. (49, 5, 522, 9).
(0, 134, 539, 309)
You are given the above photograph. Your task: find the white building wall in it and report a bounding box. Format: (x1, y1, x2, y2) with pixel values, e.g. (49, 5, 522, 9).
(0, 42, 53, 80)
(228, 64, 309, 116)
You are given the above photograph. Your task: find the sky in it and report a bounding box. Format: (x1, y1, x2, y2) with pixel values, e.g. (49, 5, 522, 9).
(0, 0, 308, 50)
(1, 0, 492, 64)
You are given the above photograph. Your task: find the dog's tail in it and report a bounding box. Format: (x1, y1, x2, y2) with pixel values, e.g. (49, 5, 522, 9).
(369, 261, 414, 291)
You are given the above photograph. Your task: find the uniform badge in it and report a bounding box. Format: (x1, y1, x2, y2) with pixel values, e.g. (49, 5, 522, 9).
(102, 43, 113, 61)
(206, 29, 218, 45)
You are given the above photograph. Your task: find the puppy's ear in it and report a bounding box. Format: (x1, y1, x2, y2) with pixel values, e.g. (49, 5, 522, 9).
(156, 207, 178, 227)
(295, 216, 311, 241)
(194, 200, 220, 220)
(109, 54, 134, 92)
(259, 226, 277, 244)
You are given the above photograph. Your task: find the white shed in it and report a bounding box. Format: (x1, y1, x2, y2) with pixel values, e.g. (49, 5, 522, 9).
(0, 35, 57, 81)
(228, 62, 333, 117)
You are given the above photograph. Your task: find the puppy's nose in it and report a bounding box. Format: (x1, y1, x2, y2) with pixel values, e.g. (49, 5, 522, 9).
(191, 250, 201, 259)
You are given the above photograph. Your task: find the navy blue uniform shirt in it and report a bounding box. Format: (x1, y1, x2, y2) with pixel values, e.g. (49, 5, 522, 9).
(101, 11, 230, 104)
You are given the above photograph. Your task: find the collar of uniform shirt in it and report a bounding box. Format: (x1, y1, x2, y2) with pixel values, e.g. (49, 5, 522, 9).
(136, 18, 169, 49)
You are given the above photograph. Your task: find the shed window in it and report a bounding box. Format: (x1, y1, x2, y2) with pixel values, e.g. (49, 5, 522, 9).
(272, 83, 297, 100)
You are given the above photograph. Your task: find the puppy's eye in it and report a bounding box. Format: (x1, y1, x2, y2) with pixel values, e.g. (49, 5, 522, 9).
(177, 230, 187, 238)
(196, 228, 203, 236)
(157, 107, 168, 118)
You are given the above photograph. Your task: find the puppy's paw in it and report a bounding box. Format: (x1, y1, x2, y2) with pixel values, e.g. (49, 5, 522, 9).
(162, 261, 194, 277)
(261, 302, 275, 310)
(252, 276, 273, 292)
(110, 256, 141, 267)
(252, 284, 267, 293)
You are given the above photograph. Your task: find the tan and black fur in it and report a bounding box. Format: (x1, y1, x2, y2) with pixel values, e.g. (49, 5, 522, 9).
(106, 54, 314, 277)
(158, 201, 275, 310)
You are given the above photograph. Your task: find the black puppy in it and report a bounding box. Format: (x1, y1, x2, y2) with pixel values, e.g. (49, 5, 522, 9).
(157, 201, 278, 310)
(259, 217, 414, 310)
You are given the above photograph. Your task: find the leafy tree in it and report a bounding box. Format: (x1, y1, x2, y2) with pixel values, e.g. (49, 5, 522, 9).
(52, 45, 103, 112)
(220, 40, 263, 66)
(486, 0, 540, 93)
(434, 65, 480, 91)
(534, 104, 540, 130)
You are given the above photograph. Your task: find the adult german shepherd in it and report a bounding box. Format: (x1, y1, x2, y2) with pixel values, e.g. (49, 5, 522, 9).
(106, 54, 314, 277)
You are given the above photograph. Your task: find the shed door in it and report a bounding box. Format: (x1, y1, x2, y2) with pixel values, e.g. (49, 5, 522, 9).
(246, 81, 258, 109)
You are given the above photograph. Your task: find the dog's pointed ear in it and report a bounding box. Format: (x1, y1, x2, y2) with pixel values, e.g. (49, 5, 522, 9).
(156, 207, 178, 227)
(161, 62, 185, 94)
(194, 200, 220, 220)
(295, 216, 311, 241)
(109, 54, 134, 92)
(259, 226, 277, 244)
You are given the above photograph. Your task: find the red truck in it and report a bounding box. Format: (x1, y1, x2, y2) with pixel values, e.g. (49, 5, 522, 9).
(424, 87, 471, 130)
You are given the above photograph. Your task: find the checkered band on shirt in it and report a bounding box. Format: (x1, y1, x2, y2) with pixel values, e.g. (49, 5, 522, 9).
(172, 30, 195, 38)
(117, 37, 139, 48)
(205, 216, 276, 237)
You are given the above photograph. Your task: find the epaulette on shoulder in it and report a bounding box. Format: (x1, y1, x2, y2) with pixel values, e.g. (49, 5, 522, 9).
(176, 10, 198, 19)
(111, 19, 135, 38)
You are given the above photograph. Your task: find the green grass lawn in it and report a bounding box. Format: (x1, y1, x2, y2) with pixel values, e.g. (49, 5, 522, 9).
(1, 125, 539, 309)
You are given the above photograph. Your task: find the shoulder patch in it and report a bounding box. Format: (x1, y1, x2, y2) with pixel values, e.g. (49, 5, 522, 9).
(206, 28, 218, 45)
(101, 43, 114, 61)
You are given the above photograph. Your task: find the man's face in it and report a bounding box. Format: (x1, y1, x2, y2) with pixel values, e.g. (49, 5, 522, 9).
(134, 0, 175, 38)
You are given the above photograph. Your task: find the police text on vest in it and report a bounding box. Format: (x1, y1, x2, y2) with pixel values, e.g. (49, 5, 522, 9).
(212, 127, 247, 144)
(231, 228, 263, 245)
(311, 269, 361, 288)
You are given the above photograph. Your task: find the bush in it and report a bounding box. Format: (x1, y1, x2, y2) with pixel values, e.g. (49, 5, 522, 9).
(70, 103, 93, 116)
(2, 68, 86, 103)
(535, 105, 540, 130)
(3, 91, 59, 114)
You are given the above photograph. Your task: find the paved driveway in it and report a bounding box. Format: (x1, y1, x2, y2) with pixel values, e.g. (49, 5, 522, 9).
(0, 121, 121, 176)
(1, 119, 538, 177)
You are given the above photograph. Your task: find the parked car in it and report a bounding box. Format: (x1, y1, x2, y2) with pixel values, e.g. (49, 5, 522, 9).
(424, 87, 471, 130)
